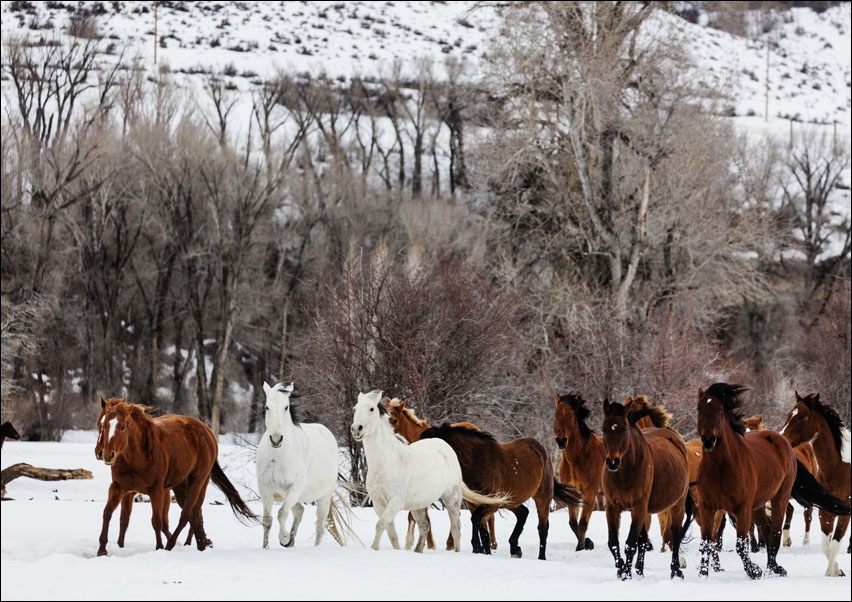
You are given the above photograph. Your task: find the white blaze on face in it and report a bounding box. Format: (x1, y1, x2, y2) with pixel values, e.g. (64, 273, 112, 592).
(106, 417, 118, 443)
(779, 407, 798, 435)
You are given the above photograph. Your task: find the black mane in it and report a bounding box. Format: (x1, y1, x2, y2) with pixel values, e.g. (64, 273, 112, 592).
(704, 382, 749, 436)
(557, 393, 596, 438)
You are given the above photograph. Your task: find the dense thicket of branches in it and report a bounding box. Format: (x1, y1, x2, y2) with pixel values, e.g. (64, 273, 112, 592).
(1, 2, 849, 460)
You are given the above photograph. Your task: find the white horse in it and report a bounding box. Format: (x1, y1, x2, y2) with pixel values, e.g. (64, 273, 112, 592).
(256, 381, 340, 548)
(349, 389, 509, 552)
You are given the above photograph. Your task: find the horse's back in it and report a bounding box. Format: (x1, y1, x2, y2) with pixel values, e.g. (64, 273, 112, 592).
(644, 427, 689, 512)
(155, 414, 218, 478)
(744, 430, 797, 502)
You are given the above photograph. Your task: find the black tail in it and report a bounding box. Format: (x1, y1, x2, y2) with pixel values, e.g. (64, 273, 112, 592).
(553, 478, 583, 508)
(211, 461, 260, 525)
(791, 459, 851, 516)
(678, 487, 696, 549)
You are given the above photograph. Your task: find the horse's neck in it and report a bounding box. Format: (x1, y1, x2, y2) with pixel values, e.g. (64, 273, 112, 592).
(362, 424, 407, 467)
(623, 428, 649, 465)
(567, 431, 603, 462)
(809, 422, 845, 471)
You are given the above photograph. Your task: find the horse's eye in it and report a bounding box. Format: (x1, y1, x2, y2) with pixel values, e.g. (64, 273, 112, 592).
(370, 407, 374, 412)
(284, 406, 288, 412)
(264, 406, 269, 412)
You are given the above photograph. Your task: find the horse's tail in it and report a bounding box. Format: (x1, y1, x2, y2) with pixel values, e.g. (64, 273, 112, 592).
(680, 486, 696, 546)
(326, 488, 365, 547)
(210, 461, 260, 525)
(552, 478, 583, 508)
(461, 483, 511, 507)
(791, 459, 851, 515)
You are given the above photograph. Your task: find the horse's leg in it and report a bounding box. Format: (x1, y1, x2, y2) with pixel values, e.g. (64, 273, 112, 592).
(508, 504, 528, 558)
(315, 495, 332, 546)
(422, 507, 435, 550)
(165, 481, 206, 551)
(117, 491, 135, 548)
(623, 511, 647, 579)
(488, 513, 498, 551)
(696, 499, 719, 578)
(446, 494, 463, 553)
(575, 495, 595, 551)
(372, 498, 403, 550)
(820, 509, 848, 577)
(730, 507, 763, 579)
(667, 501, 687, 579)
(535, 499, 550, 561)
(760, 499, 786, 577)
(98, 483, 126, 556)
(411, 508, 430, 553)
(468, 505, 485, 553)
(802, 504, 813, 545)
(605, 505, 627, 579)
(781, 502, 794, 547)
(288, 503, 305, 547)
(260, 490, 274, 549)
(405, 512, 416, 550)
(148, 488, 168, 550)
(276, 498, 293, 547)
(710, 511, 725, 571)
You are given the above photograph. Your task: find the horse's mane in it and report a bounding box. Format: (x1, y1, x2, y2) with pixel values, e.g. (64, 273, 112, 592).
(704, 382, 748, 436)
(270, 382, 301, 426)
(557, 393, 596, 438)
(385, 397, 429, 428)
(626, 395, 672, 428)
(802, 393, 846, 459)
(428, 422, 496, 442)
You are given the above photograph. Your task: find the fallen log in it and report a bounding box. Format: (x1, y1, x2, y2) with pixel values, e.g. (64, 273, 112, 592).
(1, 463, 93, 499)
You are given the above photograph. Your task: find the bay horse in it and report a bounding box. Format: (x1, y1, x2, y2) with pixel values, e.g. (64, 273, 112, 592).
(94, 396, 197, 550)
(418, 423, 583, 560)
(780, 391, 851, 576)
(96, 397, 258, 556)
(554, 393, 672, 553)
(695, 383, 851, 579)
(256, 382, 341, 548)
(385, 397, 497, 552)
(1, 421, 21, 448)
(349, 390, 509, 552)
(601, 396, 693, 580)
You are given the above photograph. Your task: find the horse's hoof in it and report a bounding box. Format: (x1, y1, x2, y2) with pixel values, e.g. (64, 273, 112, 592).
(746, 568, 763, 580)
(584, 538, 594, 550)
(97, 549, 107, 557)
(769, 565, 787, 577)
(510, 547, 521, 558)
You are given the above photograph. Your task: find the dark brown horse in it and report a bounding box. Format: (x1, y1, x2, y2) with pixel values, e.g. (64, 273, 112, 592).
(385, 398, 496, 551)
(780, 391, 851, 576)
(94, 397, 199, 550)
(601, 396, 693, 580)
(419, 423, 583, 559)
(554, 393, 672, 553)
(96, 398, 258, 556)
(695, 383, 851, 579)
(1, 421, 21, 448)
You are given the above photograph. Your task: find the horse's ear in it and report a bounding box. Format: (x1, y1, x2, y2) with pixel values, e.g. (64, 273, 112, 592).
(283, 382, 294, 394)
(100, 395, 106, 409)
(698, 388, 704, 400)
(603, 398, 610, 413)
(263, 382, 271, 395)
(795, 390, 802, 402)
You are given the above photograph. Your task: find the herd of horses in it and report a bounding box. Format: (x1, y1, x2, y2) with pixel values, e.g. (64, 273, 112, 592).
(21, 381, 850, 581)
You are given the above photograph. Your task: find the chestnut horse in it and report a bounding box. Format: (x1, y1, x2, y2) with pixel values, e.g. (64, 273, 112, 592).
(94, 397, 198, 550)
(695, 383, 851, 579)
(780, 391, 851, 576)
(554, 393, 672, 553)
(96, 398, 258, 556)
(419, 423, 583, 559)
(385, 398, 496, 551)
(601, 397, 693, 580)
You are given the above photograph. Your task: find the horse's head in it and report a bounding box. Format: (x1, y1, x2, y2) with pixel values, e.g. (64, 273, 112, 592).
(1, 421, 21, 448)
(99, 400, 135, 466)
(350, 389, 386, 442)
(779, 391, 822, 448)
(601, 398, 632, 472)
(554, 393, 588, 449)
(95, 396, 125, 461)
(697, 383, 748, 452)
(386, 397, 429, 443)
(262, 381, 298, 448)
(743, 413, 765, 432)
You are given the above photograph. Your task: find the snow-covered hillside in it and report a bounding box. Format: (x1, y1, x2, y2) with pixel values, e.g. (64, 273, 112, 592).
(1, 1, 849, 132)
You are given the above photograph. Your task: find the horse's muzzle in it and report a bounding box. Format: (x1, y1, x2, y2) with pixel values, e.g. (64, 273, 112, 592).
(269, 435, 283, 448)
(555, 437, 566, 449)
(103, 452, 116, 465)
(350, 425, 363, 441)
(701, 435, 717, 452)
(605, 457, 620, 472)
